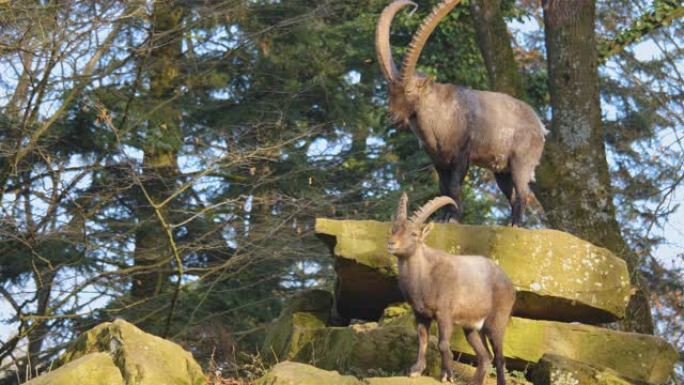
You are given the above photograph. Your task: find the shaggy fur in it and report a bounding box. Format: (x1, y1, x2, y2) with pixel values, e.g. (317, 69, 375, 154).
(376, 0, 546, 226)
(387, 193, 516, 384)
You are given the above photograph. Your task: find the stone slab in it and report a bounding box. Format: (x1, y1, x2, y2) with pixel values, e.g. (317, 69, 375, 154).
(316, 218, 632, 323)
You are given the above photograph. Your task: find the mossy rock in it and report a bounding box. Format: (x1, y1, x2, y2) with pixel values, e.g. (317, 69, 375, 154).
(530, 354, 632, 385)
(316, 219, 631, 323)
(55, 319, 205, 385)
(262, 290, 333, 364)
(382, 308, 676, 385)
(262, 308, 528, 384)
(263, 310, 439, 377)
(25, 353, 124, 385)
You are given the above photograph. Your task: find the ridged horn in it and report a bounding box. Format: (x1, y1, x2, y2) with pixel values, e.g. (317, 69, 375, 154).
(410, 196, 458, 224)
(375, 0, 418, 82)
(395, 192, 409, 221)
(401, 0, 462, 87)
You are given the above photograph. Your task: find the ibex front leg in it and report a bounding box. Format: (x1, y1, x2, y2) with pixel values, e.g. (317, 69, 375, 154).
(437, 162, 468, 223)
(437, 315, 455, 383)
(410, 313, 431, 377)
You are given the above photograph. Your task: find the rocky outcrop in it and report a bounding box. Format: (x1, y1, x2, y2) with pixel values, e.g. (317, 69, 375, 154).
(261, 218, 679, 385)
(26, 319, 205, 385)
(262, 298, 531, 384)
(264, 300, 676, 384)
(316, 219, 632, 323)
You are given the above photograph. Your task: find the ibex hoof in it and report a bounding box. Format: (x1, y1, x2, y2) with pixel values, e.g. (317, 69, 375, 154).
(409, 371, 421, 378)
(440, 373, 454, 383)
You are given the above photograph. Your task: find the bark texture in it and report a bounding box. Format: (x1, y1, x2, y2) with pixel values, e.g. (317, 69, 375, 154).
(538, 0, 653, 334)
(469, 0, 525, 98)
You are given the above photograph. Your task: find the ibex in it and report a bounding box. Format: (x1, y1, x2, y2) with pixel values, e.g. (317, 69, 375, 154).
(387, 193, 515, 384)
(376, 0, 546, 226)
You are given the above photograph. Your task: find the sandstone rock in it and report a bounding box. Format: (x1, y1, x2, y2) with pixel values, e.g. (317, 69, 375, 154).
(382, 308, 677, 385)
(316, 219, 632, 323)
(25, 353, 124, 385)
(256, 361, 359, 385)
(56, 319, 205, 385)
(530, 354, 632, 385)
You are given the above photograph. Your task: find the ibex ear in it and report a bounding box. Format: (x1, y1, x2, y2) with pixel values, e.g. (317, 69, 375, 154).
(419, 222, 434, 242)
(417, 75, 434, 91)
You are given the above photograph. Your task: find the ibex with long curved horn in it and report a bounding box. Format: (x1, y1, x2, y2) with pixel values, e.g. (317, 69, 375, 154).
(377, 0, 546, 226)
(388, 193, 515, 384)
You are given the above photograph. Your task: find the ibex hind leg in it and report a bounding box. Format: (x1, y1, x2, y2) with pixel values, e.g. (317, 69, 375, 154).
(483, 319, 510, 385)
(510, 161, 534, 227)
(464, 327, 491, 385)
(494, 172, 515, 224)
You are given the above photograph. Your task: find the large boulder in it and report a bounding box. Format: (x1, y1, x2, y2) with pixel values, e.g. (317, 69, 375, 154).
(382, 306, 677, 385)
(50, 319, 205, 385)
(316, 219, 632, 323)
(25, 353, 124, 385)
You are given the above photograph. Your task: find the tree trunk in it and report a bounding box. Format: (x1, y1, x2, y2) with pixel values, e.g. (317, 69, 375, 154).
(468, 0, 654, 333)
(539, 0, 653, 333)
(469, 0, 525, 97)
(131, 2, 184, 303)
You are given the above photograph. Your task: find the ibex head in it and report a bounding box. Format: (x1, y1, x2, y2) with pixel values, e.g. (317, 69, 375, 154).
(376, 0, 462, 126)
(388, 192, 458, 258)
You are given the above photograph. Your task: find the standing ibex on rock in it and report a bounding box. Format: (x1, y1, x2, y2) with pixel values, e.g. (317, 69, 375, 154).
(376, 0, 546, 226)
(387, 193, 515, 384)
